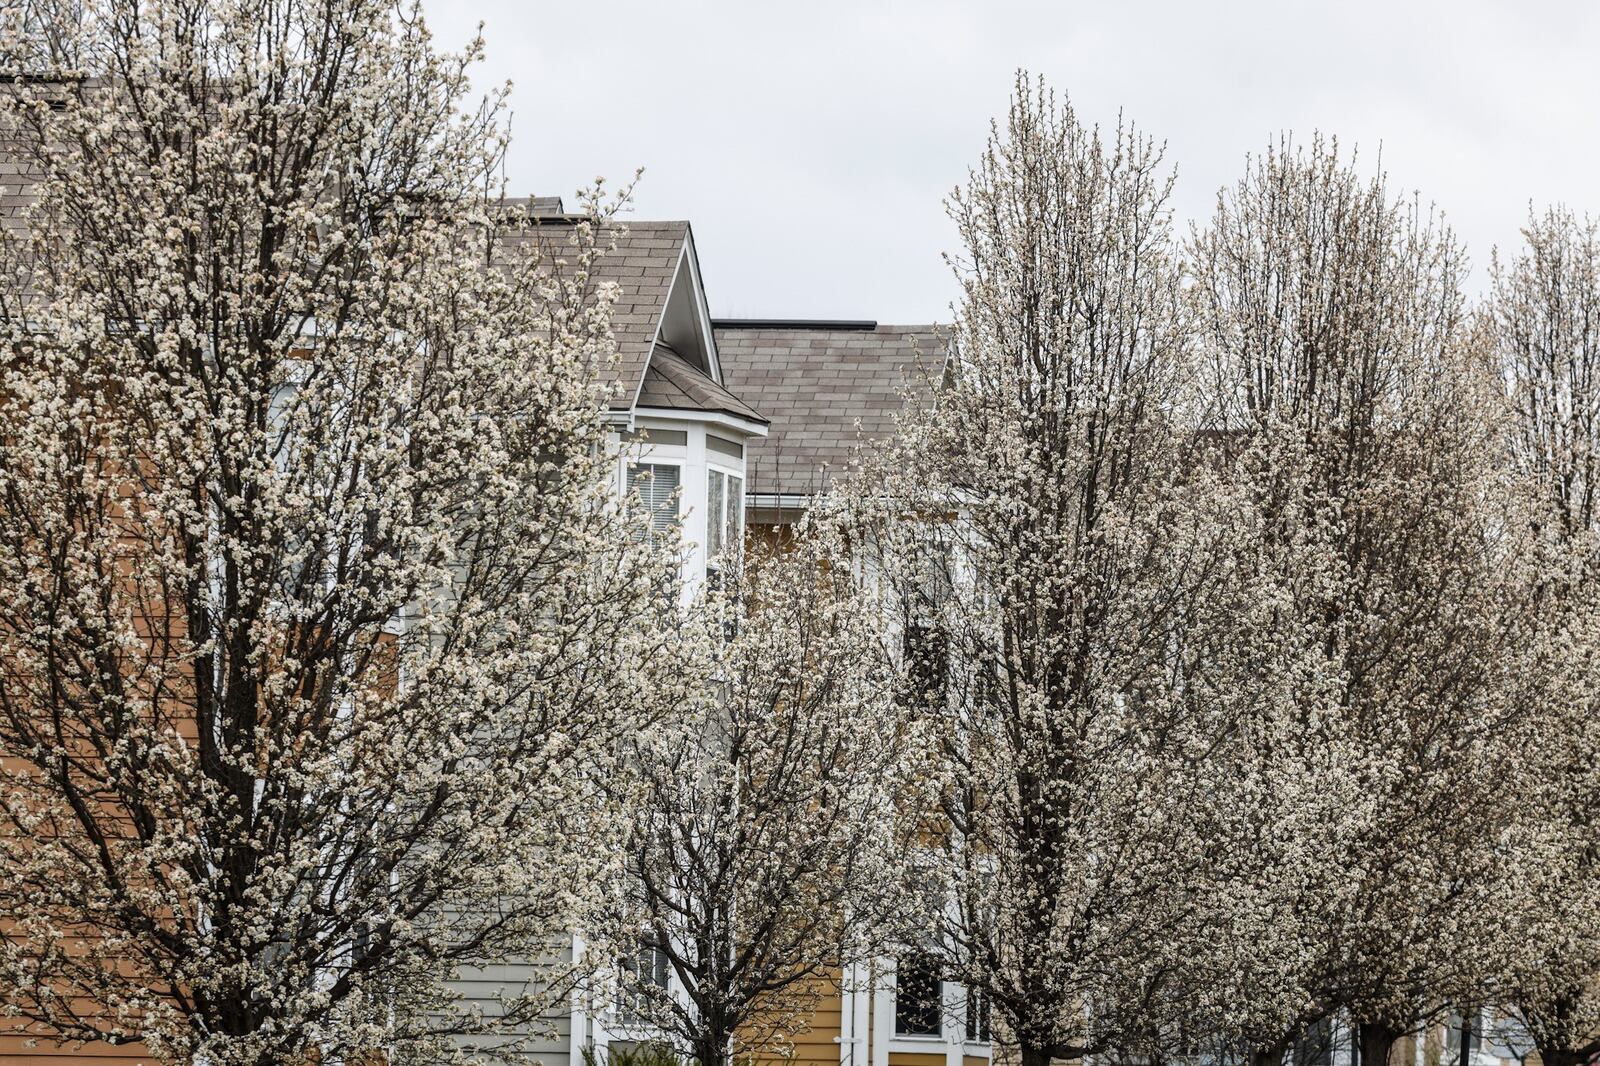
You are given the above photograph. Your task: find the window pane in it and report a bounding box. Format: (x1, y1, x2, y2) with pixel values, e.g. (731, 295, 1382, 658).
(617, 937, 670, 1024)
(648, 465, 680, 532)
(965, 988, 991, 1043)
(707, 470, 725, 560)
(729, 475, 743, 554)
(627, 463, 681, 536)
(894, 952, 942, 1037)
(902, 618, 948, 710)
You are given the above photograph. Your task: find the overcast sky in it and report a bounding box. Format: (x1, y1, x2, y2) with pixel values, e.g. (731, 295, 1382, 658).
(421, 0, 1600, 324)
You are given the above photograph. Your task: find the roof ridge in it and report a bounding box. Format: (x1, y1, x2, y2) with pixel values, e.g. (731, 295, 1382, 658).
(712, 318, 878, 331)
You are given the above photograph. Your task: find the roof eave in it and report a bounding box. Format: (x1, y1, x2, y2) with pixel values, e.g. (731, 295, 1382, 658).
(632, 405, 770, 439)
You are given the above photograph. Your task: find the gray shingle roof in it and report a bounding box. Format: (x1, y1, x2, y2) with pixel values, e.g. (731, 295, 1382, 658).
(495, 215, 688, 410)
(714, 323, 948, 497)
(638, 343, 768, 425)
(0, 146, 41, 235)
(2, 159, 689, 410)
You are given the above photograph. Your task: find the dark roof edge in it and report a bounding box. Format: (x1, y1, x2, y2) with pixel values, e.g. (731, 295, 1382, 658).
(711, 318, 878, 331)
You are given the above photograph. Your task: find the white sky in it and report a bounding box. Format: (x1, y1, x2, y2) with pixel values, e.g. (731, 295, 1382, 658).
(421, 0, 1600, 324)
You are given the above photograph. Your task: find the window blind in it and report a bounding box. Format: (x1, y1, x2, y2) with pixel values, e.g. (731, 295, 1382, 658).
(628, 463, 681, 534)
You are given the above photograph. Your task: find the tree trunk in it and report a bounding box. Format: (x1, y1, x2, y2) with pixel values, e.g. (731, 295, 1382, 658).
(1358, 1022, 1406, 1066)
(1020, 1043, 1055, 1066)
(1250, 1043, 1287, 1066)
(693, 1028, 731, 1066)
(1534, 1046, 1580, 1066)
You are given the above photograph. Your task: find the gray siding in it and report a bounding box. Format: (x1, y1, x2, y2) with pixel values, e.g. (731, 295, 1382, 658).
(447, 939, 577, 1066)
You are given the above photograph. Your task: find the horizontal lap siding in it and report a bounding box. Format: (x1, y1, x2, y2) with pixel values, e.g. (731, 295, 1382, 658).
(0, 1051, 153, 1064)
(3, 583, 192, 1066)
(0, 1026, 152, 1064)
(888, 1053, 947, 1066)
(448, 940, 574, 1062)
(0, 900, 159, 1063)
(777, 987, 843, 1066)
(746, 969, 844, 1066)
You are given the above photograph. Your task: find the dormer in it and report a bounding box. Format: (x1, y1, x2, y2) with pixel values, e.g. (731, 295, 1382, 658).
(644, 229, 721, 387)
(495, 205, 771, 593)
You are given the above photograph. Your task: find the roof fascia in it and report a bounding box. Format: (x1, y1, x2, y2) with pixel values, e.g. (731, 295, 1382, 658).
(681, 224, 722, 384)
(633, 405, 770, 439)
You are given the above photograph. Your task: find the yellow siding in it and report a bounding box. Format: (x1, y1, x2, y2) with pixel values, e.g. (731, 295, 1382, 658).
(887, 1054, 947, 1066)
(744, 969, 844, 1066)
(782, 992, 844, 1066)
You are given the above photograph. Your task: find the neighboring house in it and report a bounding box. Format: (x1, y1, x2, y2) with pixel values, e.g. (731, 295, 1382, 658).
(714, 320, 947, 529)
(448, 203, 768, 1064)
(713, 319, 986, 1066)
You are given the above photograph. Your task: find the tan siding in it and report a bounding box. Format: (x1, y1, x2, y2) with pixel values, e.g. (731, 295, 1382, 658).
(887, 1053, 947, 1066)
(745, 969, 844, 1066)
(0, 1029, 152, 1065)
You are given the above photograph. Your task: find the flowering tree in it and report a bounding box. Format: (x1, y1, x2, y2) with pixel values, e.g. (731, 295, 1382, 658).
(0, 2, 680, 1063)
(840, 76, 1244, 1066)
(1489, 205, 1600, 1066)
(610, 529, 902, 1066)
(1190, 137, 1522, 1066)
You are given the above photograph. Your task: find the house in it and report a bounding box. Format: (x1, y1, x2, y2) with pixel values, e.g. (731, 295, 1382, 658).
(0, 109, 966, 1057)
(465, 204, 981, 1066)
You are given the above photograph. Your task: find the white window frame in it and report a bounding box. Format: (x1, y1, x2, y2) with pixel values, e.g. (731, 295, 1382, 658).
(611, 934, 672, 1028)
(625, 460, 684, 524)
(705, 461, 745, 571)
(877, 954, 993, 1065)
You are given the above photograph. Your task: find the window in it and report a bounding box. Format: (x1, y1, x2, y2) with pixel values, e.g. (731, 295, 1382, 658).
(900, 539, 952, 710)
(706, 468, 743, 565)
(965, 987, 991, 1043)
(708, 470, 724, 559)
(901, 617, 948, 711)
(1446, 1009, 1481, 1063)
(616, 937, 671, 1024)
(894, 951, 943, 1037)
(628, 463, 681, 540)
(1480, 1012, 1535, 1063)
(1292, 1017, 1333, 1066)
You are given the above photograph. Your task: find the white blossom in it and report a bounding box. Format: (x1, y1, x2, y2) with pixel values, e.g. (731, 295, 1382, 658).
(0, 3, 684, 1063)
(1488, 205, 1600, 1066)
(827, 74, 1241, 1066)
